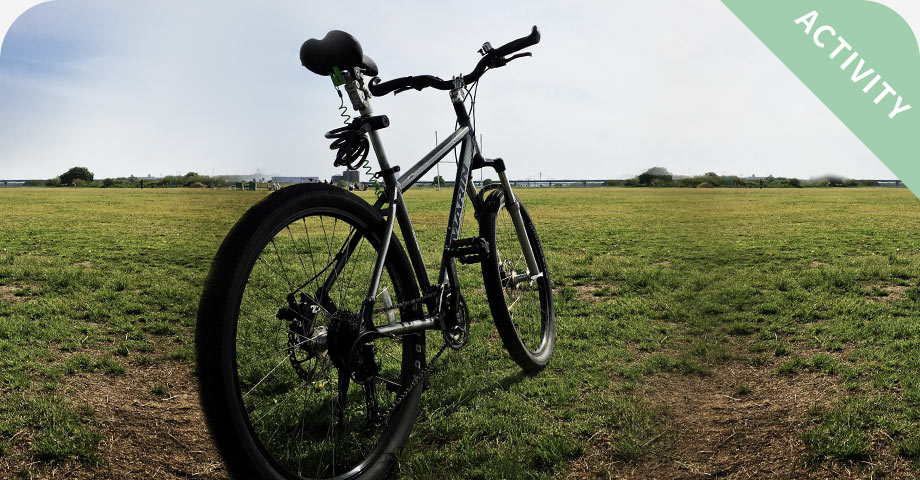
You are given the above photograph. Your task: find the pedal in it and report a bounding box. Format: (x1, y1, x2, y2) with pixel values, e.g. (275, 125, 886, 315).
(447, 237, 490, 264)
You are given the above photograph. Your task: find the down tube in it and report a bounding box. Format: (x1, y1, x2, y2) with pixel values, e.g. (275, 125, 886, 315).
(437, 135, 474, 284)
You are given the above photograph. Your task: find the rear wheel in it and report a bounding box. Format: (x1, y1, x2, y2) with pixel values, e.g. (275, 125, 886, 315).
(480, 191, 555, 372)
(196, 183, 424, 479)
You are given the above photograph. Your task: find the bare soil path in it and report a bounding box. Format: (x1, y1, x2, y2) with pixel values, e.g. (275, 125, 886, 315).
(0, 359, 227, 480)
(566, 361, 915, 480)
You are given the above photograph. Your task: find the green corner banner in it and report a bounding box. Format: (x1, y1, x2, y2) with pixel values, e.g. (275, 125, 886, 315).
(722, 0, 919, 196)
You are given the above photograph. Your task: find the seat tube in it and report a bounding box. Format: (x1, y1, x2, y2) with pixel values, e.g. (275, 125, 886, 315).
(498, 172, 542, 276)
(343, 70, 394, 175)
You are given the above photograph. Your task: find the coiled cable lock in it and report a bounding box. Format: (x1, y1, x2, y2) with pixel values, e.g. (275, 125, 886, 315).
(324, 115, 390, 171)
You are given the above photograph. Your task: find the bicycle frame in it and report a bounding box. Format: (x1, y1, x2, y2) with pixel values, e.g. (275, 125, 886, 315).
(330, 68, 541, 338)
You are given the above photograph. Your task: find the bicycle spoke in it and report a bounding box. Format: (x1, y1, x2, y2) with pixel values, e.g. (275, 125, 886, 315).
(230, 207, 415, 477)
(288, 225, 311, 281)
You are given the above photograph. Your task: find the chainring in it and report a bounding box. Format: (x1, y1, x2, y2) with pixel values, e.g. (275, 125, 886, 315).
(441, 293, 470, 349)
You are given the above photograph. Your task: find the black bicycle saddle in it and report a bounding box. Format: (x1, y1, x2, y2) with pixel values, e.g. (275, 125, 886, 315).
(300, 30, 378, 77)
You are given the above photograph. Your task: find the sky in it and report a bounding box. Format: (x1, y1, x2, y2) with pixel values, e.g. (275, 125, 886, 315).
(0, 0, 910, 182)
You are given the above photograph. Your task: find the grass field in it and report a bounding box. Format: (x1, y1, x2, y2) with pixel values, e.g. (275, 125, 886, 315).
(1, 187, 920, 479)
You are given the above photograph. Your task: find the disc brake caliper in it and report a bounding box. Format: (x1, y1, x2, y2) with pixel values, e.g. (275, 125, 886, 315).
(277, 293, 325, 381)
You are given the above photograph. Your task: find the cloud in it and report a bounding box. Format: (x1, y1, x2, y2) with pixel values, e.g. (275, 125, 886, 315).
(0, 1, 896, 181)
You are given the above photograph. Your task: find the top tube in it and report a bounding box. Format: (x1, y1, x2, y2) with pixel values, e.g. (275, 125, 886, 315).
(396, 125, 470, 192)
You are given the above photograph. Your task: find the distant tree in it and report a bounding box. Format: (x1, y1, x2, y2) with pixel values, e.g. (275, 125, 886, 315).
(824, 176, 844, 187)
(643, 167, 670, 176)
(704, 172, 719, 178)
(102, 178, 116, 188)
(184, 172, 199, 177)
(60, 167, 93, 186)
(433, 175, 446, 187)
(788, 178, 801, 188)
(638, 167, 672, 186)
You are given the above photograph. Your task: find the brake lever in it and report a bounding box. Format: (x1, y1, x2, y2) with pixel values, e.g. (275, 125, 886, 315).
(505, 52, 532, 63)
(489, 52, 532, 68)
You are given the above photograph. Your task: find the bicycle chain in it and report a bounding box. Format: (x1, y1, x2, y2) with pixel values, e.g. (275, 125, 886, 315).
(370, 288, 449, 428)
(372, 288, 441, 315)
(374, 341, 448, 428)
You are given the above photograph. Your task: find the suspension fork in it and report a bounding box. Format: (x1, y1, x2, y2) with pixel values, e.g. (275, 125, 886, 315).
(498, 172, 542, 277)
(470, 143, 542, 279)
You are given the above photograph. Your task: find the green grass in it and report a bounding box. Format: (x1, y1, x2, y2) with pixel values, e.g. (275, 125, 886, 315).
(1, 187, 919, 476)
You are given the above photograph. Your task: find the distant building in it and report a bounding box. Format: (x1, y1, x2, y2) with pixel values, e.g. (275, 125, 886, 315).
(331, 170, 360, 184)
(873, 179, 903, 187)
(331, 170, 360, 183)
(272, 176, 320, 184)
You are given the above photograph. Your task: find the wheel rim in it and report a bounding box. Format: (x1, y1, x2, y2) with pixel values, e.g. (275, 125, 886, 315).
(232, 210, 412, 479)
(493, 203, 549, 354)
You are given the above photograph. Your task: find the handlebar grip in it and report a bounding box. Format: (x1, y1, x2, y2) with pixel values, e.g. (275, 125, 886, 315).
(368, 26, 540, 97)
(368, 76, 412, 96)
(369, 75, 453, 96)
(493, 26, 541, 57)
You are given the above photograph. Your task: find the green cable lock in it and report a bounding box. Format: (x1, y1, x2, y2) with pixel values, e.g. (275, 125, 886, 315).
(330, 66, 345, 87)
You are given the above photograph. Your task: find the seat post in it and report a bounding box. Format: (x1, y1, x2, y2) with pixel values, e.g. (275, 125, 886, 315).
(341, 69, 394, 184)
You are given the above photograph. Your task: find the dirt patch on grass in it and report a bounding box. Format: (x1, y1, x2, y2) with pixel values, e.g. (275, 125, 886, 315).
(810, 261, 830, 267)
(0, 284, 21, 302)
(1, 359, 227, 480)
(0, 284, 38, 303)
(567, 361, 916, 479)
(68, 360, 225, 479)
(572, 284, 617, 303)
(866, 284, 908, 303)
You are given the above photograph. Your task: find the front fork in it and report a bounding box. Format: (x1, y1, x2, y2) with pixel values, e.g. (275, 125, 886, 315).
(471, 147, 541, 280)
(496, 171, 542, 278)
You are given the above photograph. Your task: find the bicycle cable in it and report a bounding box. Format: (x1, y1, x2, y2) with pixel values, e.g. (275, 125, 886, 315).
(328, 83, 383, 197)
(451, 80, 479, 166)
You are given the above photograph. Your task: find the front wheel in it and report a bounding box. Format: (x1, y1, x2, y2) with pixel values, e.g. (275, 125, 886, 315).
(196, 183, 424, 480)
(480, 191, 555, 373)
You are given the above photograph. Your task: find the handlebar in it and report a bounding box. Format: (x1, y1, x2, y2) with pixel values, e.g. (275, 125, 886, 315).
(492, 25, 541, 58)
(368, 26, 540, 97)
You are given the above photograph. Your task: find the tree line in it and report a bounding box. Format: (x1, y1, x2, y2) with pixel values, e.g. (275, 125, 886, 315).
(29, 167, 230, 188)
(606, 167, 879, 188)
(24, 166, 884, 190)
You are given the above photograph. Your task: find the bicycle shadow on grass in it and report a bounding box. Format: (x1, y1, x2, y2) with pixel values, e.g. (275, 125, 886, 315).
(424, 368, 531, 418)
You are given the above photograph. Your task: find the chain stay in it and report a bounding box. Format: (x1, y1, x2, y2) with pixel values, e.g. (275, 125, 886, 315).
(363, 287, 455, 427)
(372, 288, 440, 315)
(368, 287, 451, 427)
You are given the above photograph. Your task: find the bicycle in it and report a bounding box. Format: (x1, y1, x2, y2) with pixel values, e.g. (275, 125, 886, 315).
(196, 25, 554, 480)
